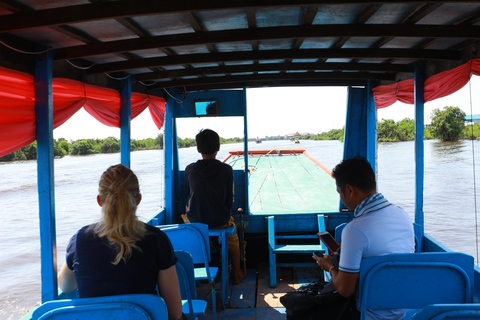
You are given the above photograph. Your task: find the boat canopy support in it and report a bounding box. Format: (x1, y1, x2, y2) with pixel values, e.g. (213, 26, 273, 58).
(163, 90, 247, 223)
(415, 62, 425, 235)
(120, 77, 132, 168)
(35, 50, 58, 303)
(343, 85, 377, 209)
(164, 98, 178, 225)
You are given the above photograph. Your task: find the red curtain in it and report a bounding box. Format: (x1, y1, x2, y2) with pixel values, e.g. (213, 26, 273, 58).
(373, 58, 480, 109)
(0, 67, 166, 158)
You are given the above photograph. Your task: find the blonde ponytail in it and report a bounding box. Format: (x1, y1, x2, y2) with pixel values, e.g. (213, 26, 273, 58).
(94, 164, 146, 265)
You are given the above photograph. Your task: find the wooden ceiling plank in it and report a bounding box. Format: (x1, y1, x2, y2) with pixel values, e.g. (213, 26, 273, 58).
(133, 62, 408, 81)
(146, 72, 393, 90)
(0, 0, 364, 33)
(172, 78, 369, 91)
(87, 48, 460, 74)
(54, 24, 480, 60)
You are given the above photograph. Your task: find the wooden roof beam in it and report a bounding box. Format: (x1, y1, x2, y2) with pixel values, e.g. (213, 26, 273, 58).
(133, 62, 410, 82)
(86, 48, 460, 74)
(54, 24, 480, 60)
(148, 72, 384, 90)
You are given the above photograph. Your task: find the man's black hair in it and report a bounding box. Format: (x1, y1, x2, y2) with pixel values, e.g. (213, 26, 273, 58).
(332, 156, 376, 193)
(196, 129, 220, 155)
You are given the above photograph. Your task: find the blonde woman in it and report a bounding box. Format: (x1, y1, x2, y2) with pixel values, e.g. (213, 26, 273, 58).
(58, 164, 183, 320)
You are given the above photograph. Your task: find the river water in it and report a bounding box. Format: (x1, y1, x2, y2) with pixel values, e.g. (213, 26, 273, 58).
(1, 139, 479, 319)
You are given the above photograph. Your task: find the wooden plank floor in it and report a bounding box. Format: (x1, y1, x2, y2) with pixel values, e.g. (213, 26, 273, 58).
(196, 264, 323, 319)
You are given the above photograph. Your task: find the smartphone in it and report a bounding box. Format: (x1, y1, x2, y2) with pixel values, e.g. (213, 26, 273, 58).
(313, 251, 324, 258)
(317, 231, 340, 254)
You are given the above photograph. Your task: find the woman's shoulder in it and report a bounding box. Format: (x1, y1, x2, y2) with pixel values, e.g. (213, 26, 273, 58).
(144, 223, 168, 239)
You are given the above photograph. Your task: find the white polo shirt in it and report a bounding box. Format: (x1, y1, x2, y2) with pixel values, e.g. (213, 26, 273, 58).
(339, 204, 415, 320)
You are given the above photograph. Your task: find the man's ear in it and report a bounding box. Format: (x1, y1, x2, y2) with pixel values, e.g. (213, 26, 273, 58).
(217, 145, 220, 151)
(137, 194, 142, 205)
(344, 184, 355, 198)
(97, 195, 102, 207)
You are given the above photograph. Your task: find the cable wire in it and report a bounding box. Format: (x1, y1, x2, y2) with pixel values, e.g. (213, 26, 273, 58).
(105, 72, 131, 80)
(0, 40, 50, 55)
(66, 59, 96, 70)
(469, 78, 479, 264)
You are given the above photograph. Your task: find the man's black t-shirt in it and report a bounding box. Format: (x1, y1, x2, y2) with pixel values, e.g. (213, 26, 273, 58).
(185, 159, 233, 228)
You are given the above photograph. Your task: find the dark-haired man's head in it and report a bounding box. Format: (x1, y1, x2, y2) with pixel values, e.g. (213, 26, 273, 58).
(196, 129, 220, 156)
(332, 157, 376, 194)
(332, 157, 376, 211)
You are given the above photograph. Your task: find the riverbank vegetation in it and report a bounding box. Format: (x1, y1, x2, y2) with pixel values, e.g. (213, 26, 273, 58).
(1, 106, 474, 161)
(0, 134, 245, 161)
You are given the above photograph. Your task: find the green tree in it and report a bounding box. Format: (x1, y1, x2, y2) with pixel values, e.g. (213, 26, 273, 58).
(53, 140, 66, 157)
(155, 133, 164, 149)
(100, 137, 120, 153)
(71, 139, 94, 155)
(397, 118, 415, 141)
(463, 123, 480, 140)
(59, 140, 70, 154)
(22, 141, 37, 159)
(377, 119, 398, 142)
(430, 106, 466, 141)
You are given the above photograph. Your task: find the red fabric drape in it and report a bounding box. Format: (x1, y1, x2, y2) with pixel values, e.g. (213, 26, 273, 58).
(0, 67, 166, 158)
(373, 58, 480, 109)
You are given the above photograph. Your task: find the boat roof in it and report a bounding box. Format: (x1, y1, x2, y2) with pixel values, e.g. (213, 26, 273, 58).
(1, 1, 480, 95)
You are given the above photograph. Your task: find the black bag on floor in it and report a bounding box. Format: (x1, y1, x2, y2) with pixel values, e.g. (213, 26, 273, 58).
(280, 250, 360, 320)
(280, 279, 359, 320)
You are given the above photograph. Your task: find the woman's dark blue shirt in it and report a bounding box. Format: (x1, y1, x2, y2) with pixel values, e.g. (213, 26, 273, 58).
(66, 223, 176, 298)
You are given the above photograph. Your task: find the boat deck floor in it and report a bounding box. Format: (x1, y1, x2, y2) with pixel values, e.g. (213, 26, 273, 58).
(227, 152, 338, 214)
(197, 263, 323, 319)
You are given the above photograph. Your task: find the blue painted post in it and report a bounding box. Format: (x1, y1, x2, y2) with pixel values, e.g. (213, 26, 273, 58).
(342, 86, 370, 211)
(414, 63, 425, 231)
(35, 50, 58, 302)
(267, 216, 277, 287)
(366, 80, 377, 172)
(120, 77, 131, 168)
(243, 88, 249, 214)
(164, 98, 175, 224)
(343, 86, 367, 160)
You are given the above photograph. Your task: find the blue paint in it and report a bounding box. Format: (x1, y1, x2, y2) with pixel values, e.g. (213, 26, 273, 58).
(414, 63, 425, 231)
(164, 97, 176, 224)
(366, 80, 377, 171)
(34, 51, 58, 303)
(242, 88, 249, 215)
(173, 90, 245, 118)
(120, 77, 131, 168)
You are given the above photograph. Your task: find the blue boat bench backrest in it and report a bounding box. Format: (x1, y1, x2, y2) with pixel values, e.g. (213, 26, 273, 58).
(358, 252, 474, 319)
(31, 293, 168, 320)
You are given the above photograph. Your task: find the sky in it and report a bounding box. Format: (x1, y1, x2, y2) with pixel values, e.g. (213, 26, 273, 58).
(53, 76, 480, 141)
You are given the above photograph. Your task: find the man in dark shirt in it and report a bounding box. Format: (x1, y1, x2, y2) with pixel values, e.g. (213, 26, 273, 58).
(184, 129, 245, 284)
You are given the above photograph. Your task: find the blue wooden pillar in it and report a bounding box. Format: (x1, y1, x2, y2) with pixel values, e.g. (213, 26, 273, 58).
(120, 77, 131, 167)
(343, 85, 377, 210)
(243, 88, 250, 214)
(35, 50, 58, 302)
(365, 80, 377, 171)
(344, 86, 375, 161)
(414, 63, 425, 230)
(164, 97, 177, 224)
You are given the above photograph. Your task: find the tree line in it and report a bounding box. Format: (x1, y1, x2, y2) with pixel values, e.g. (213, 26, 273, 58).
(286, 106, 473, 143)
(0, 106, 471, 162)
(0, 134, 245, 162)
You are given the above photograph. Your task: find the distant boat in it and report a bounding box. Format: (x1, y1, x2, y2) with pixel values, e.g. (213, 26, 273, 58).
(255, 137, 262, 143)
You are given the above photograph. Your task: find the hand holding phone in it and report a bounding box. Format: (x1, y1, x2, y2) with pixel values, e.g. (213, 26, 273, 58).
(313, 251, 324, 258)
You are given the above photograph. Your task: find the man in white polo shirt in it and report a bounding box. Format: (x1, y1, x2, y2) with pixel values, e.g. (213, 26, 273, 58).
(314, 157, 414, 320)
